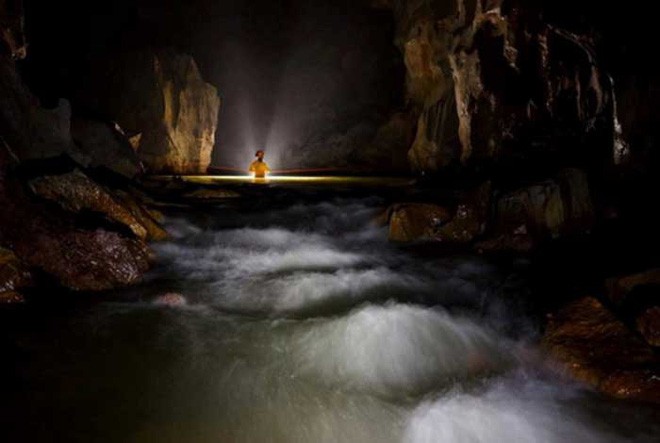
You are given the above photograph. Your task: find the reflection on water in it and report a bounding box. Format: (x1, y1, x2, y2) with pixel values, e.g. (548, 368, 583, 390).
(1, 197, 659, 442)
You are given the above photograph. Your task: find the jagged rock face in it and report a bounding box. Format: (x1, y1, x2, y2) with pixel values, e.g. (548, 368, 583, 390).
(77, 50, 220, 174)
(391, 0, 613, 173)
(0, 0, 26, 59)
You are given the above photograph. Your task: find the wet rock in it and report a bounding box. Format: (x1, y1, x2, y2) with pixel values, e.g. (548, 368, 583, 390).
(76, 49, 220, 174)
(542, 297, 660, 403)
(0, 247, 31, 303)
(29, 170, 149, 240)
(496, 169, 593, 238)
(1, 144, 151, 292)
(71, 117, 142, 178)
(184, 188, 241, 200)
(388, 203, 452, 242)
(112, 190, 169, 241)
(436, 182, 491, 243)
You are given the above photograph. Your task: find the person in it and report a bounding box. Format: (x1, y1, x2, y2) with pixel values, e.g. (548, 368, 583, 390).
(249, 150, 271, 178)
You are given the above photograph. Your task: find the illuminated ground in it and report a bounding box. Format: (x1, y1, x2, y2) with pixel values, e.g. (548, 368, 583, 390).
(150, 175, 417, 187)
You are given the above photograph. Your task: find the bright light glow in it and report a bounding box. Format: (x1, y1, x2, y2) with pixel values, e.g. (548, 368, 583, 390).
(152, 175, 415, 186)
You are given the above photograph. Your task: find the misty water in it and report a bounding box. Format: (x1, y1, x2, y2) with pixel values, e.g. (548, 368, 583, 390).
(2, 188, 660, 442)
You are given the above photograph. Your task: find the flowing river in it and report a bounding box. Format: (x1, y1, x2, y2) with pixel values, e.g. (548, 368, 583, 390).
(2, 185, 659, 442)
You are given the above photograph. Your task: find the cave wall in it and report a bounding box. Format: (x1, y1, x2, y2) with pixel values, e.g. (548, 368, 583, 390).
(387, 0, 617, 175)
(75, 49, 220, 174)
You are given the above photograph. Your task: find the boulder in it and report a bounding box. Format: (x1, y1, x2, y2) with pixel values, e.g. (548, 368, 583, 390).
(29, 170, 149, 240)
(542, 297, 660, 403)
(436, 181, 491, 243)
(76, 49, 220, 174)
(29, 169, 169, 242)
(388, 203, 452, 242)
(71, 117, 142, 178)
(112, 190, 170, 241)
(1, 138, 151, 292)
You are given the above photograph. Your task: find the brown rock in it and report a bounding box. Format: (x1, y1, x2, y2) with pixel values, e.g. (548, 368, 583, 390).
(388, 203, 452, 242)
(542, 297, 660, 403)
(436, 182, 491, 243)
(29, 170, 149, 240)
(77, 49, 220, 174)
(112, 190, 170, 241)
(1, 144, 151, 291)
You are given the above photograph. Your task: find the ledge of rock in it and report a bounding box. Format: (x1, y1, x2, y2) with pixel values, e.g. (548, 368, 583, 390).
(29, 169, 168, 242)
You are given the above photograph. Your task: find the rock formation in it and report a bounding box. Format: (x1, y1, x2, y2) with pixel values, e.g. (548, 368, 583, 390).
(76, 50, 221, 174)
(387, 0, 614, 173)
(0, 19, 165, 294)
(0, 142, 152, 291)
(543, 297, 660, 403)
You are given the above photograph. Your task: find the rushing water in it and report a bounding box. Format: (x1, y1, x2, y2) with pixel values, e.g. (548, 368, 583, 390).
(1, 191, 659, 442)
